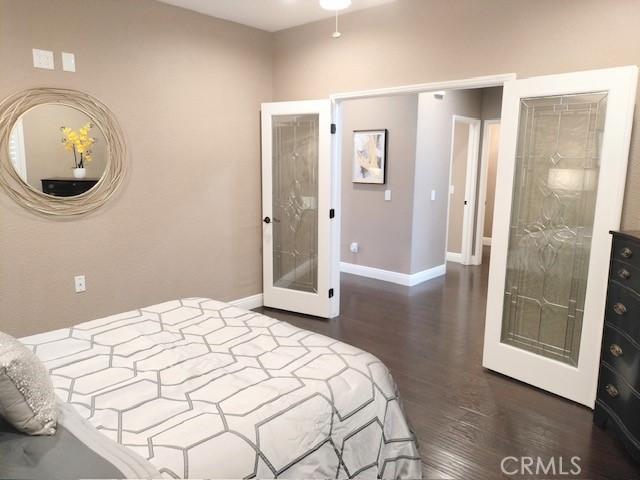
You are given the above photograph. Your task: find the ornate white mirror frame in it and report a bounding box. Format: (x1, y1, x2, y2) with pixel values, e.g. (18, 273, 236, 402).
(0, 88, 126, 216)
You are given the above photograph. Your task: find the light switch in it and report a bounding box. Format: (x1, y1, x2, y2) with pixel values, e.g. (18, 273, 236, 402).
(74, 275, 86, 293)
(384, 189, 391, 201)
(61, 52, 76, 72)
(431, 190, 436, 201)
(32, 49, 54, 70)
(449, 185, 455, 195)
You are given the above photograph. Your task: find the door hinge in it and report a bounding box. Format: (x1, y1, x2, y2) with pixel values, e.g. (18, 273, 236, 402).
(329, 288, 334, 298)
(329, 208, 335, 219)
(331, 123, 337, 134)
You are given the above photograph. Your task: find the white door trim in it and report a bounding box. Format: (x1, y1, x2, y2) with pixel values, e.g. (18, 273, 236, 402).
(445, 115, 481, 265)
(472, 119, 501, 265)
(9, 118, 27, 181)
(328, 73, 517, 317)
(261, 99, 333, 318)
(331, 73, 517, 101)
(482, 66, 638, 407)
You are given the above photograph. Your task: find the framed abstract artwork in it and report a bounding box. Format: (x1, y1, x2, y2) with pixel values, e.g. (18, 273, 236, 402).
(352, 129, 388, 184)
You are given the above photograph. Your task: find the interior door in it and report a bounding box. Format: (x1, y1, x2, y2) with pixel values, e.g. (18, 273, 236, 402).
(261, 100, 333, 317)
(482, 66, 638, 407)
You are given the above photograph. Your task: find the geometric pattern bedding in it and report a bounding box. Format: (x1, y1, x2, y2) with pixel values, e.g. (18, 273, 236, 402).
(21, 298, 422, 479)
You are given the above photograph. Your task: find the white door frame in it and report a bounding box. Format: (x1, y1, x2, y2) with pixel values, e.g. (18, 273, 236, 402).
(445, 115, 481, 265)
(9, 118, 27, 181)
(328, 73, 517, 317)
(482, 66, 638, 407)
(471, 118, 501, 265)
(261, 99, 333, 318)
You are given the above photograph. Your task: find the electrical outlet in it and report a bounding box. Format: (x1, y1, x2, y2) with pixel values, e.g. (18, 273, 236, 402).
(32, 49, 54, 70)
(74, 275, 86, 293)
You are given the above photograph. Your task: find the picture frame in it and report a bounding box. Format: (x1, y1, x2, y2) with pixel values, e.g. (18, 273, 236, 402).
(352, 129, 388, 184)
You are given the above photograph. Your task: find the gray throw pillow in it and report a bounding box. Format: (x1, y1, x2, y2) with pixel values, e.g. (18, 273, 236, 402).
(0, 331, 57, 435)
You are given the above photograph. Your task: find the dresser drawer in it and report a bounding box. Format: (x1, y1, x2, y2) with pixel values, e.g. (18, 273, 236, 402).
(611, 259, 640, 295)
(597, 363, 640, 438)
(612, 236, 640, 266)
(605, 281, 640, 339)
(602, 324, 640, 391)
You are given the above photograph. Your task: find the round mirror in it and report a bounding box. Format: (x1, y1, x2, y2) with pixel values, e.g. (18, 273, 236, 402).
(10, 104, 107, 197)
(0, 88, 125, 216)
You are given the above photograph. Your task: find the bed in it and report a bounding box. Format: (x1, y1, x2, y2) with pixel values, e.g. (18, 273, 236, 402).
(17, 298, 421, 479)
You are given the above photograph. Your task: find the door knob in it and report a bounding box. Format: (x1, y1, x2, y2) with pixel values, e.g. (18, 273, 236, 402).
(263, 217, 271, 224)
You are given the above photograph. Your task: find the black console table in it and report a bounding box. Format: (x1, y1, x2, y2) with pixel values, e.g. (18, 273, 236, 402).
(41, 178, 99, 197)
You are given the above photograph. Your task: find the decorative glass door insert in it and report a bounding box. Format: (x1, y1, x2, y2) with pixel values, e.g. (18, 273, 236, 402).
(272, 114, 319, 294)
(501, 93, 607, 366)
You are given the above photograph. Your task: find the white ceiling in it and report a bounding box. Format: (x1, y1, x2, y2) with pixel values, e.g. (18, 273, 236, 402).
(157, 0, 395, 32)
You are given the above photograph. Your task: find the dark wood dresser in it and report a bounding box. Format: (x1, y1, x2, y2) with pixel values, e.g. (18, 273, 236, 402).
(41, 178, 99, 197)
(594, 230, 640, 463)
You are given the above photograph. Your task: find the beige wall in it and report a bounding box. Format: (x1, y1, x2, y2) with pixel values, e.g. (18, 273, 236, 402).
(483, 123, 501, 238)
(0, 0, 272, 336)
(341, 95, 418, 273)
(22, 105, 108, 190)
(410, 89, 482, 272)
(471, 87, 503, 254)
(273, 0, 640, 231)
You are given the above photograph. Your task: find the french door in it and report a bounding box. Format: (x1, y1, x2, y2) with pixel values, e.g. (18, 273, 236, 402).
(261, 100, 333, 317)
(483, 66, 638, 407)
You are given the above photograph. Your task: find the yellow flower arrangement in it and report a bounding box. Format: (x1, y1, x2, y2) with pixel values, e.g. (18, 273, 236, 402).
(60, 122, 95, 168)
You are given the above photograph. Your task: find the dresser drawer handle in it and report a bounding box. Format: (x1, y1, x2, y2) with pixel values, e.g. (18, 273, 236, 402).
(605, 384, 619, 398)
(610, 344, 623, 357)
(618, 268, 631, 280)
(613, 303, 628, 315)
(621, 247, 634, 259)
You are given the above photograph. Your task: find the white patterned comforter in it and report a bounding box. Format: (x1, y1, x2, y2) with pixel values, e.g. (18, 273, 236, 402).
(22, 298, 421, 479)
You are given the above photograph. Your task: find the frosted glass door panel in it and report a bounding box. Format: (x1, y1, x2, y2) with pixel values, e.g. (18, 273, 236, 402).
(272, 114, 319, 294)
(501, 92, 607, 366)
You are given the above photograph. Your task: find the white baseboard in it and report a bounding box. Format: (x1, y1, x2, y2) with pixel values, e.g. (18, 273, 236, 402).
(340, 262, 446, 287)
(230, 293, 263, 310)
(410, 264, 447, 285)
(446, 252, 463, 263)
(482, 237, 492, 246)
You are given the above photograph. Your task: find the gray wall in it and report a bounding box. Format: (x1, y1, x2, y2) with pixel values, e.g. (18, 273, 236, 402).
(410, 90, 483, 273)
(341, 95, 418, 273)
(0, 0, 273, 336)
(483, 123, 501, 238)
(273, 0, 640, 233)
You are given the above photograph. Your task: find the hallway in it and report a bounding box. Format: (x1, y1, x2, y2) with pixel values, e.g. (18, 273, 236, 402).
(258, 254, 640, 479)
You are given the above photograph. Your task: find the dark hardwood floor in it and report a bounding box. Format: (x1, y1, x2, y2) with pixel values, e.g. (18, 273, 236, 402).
(256, 250, 640, 479)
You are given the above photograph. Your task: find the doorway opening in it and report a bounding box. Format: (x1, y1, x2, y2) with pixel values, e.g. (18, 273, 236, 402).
(333, 80, 506, 311)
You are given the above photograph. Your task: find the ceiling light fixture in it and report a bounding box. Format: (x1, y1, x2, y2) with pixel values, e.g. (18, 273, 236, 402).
(319, 0, 352, 11)
(319, 0, 351, 38)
